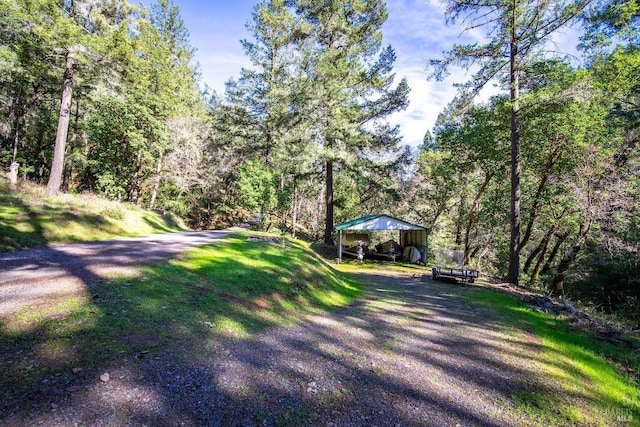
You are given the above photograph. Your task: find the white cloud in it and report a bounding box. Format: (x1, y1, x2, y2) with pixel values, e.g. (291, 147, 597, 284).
(382, 0, 498, 147)
(382, 0, 573, 147)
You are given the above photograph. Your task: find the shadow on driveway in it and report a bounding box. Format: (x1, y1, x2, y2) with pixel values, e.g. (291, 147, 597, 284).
(0, 262, 621, 426)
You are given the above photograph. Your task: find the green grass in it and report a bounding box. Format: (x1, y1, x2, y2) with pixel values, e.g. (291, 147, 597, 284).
(0, 234, 362, 405)
(0, 181, 186, 252)
(465, 287, 640, 426)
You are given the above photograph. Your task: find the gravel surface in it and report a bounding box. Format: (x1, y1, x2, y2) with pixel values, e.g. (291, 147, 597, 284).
(0, 230, 230, 315)
(2, 258, 545, 426)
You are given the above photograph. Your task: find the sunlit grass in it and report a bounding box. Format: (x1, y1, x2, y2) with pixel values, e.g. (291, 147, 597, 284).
(465, 287, 640, 426)
(3, 213, 637, 426)
(0, 181, 186, 251)
(167, 235, 363, 322)
(333, 259, 430, 287)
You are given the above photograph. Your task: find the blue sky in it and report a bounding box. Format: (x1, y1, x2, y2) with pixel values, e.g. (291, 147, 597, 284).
(174, 1, 577, 148)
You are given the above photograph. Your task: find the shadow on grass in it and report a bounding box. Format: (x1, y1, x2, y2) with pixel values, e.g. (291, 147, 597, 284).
(0, 187, 107, 251)
(0, 236, 638, 426)
(141, 210, 183, 233)
(0, 184, 183, 252)
(0, 235, 360, 425)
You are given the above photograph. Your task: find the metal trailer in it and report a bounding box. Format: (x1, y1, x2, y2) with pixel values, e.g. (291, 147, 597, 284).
(431, 266, 479, 283)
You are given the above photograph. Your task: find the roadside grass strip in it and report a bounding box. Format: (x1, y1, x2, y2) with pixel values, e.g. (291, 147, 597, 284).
(469, 289, 640, 426)
(2, 229, 638, 427)
(0, 182, 185, 252)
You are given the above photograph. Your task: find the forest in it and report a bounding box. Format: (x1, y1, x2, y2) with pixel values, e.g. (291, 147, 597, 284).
(1, 0, 638, 323)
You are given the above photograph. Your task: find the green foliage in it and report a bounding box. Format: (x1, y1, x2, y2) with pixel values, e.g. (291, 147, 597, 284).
(216, 0, 410, 240)
(566, 155, 640, 321)
(429, 0, 588, 99)
(417, 96, 510, 268)
(0, 0, 207, 217)
(2, 0, 639, 326)
(424, 46, 639, 317)
(237, 160, 278, 215)
(582, 0, 640, 48)
(86, 95, 157, 198)
(430, 0, 593, 284)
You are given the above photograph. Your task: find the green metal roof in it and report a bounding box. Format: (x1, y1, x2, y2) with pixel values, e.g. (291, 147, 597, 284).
(335, 214, 426, 231)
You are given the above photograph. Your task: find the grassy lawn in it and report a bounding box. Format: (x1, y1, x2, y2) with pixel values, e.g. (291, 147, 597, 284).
(0, 181, 185, 252)
(465, 287, 640, 426)
(0, 234, 362, 411)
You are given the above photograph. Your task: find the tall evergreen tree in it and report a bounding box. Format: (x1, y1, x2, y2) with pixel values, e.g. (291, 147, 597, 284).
(84, 0, 204, 205)
(224, 0, 408, 238)
(44, 0, 137, 195)
(294, 0, 410, 244)
(213, 1, 311, 231)
(429, 0, 591, 284)
(0, 0, 60, 173)
(27, 0, 87, 195)
(237, 0, 300, 164)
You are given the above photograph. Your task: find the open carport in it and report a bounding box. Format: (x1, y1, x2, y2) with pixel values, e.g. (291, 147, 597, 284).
(335, 214, 428, 264)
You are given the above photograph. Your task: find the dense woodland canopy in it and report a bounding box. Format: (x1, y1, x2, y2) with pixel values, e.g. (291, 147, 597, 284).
(1, 0, 638, 321)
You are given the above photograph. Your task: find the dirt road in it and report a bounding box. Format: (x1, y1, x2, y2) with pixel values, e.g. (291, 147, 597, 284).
(2, 269, 546, 426)
(0, 230, 229, 315)
(1, 234, 602, 426)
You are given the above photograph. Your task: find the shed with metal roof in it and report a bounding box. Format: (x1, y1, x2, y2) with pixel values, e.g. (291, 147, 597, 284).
(335, 214, 427, 264)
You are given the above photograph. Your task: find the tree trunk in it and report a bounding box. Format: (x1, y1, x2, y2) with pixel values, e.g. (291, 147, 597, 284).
(455, 191, 466, 246)
(315, 192, 323, 241)
(291, 178, 298, 239)
(129, 149, 143, 204)
(550, 219, 592, 296)
(542, 232, 569, 273)
(470, 246, 480, 259)
(6, 162, 18, 185)
(507, 17, 522, 286)
(62, 98, 82, 192)
(80, 110, 90, 190)
(526, 226, 557, 286)
(46, 49, 75, 196)
(324, 160, 334, 245)
(529, 235, 551, 287)
(12, 121, 19, 165)
(550, 133, 639, 295)
(523, 225, 556, 274)
(520, 149, 556, 250)
(149, 155, 163, 210)
(464, 172, 493, 265)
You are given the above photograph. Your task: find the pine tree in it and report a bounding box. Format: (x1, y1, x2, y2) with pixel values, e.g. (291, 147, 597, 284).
(293, 0, 409, 244)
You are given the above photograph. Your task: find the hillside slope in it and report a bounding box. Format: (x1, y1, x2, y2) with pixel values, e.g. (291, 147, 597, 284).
(0, 182, 186, 252)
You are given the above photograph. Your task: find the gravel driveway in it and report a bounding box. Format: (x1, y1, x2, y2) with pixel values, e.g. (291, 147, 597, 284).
(3, 264, 543, 426)
(0, 230, 230, 315)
